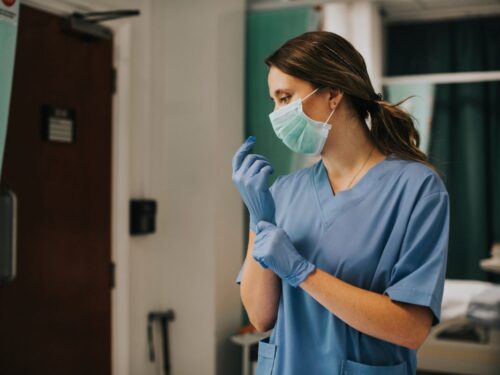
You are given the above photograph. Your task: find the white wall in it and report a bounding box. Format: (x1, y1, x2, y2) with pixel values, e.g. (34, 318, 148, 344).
(24, 1, 249, 373)
(125, 0, 246, 374)
(323, 1, 383, 93)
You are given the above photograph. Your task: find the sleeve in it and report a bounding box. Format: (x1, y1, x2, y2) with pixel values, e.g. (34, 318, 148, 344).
(383, 191, 450, 326)
(235, 260, 245, 285)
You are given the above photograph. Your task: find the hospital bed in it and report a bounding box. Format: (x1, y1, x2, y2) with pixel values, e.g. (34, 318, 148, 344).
(232, 280, 500, 375)
(417, 279, 500, 374)
(233, 254, 500, 375)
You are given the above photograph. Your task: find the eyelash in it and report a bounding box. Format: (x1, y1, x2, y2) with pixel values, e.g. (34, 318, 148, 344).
(270, 95, 291, 104)
(275, 96, 290, 104)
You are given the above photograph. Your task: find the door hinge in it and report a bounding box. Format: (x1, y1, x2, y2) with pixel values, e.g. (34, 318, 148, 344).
(65, 10, 140, 40)
(110, 262, 116, 289)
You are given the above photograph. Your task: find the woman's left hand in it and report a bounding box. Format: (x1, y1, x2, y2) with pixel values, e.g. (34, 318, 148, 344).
(231, 136, 276, 231)
(253, 221, 316, 288)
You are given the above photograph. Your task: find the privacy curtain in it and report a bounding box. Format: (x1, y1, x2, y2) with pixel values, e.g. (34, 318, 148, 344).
(245, 6, 321, 183)
(240, 6, 320, 325)
(387, 16, 500, 282)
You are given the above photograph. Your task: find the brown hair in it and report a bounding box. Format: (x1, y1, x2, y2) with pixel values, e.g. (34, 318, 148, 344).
(265, 31, 439, 174)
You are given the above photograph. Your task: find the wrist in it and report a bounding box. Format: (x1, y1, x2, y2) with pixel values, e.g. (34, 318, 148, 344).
(251, 216, 275, 233)
(284, 259, 316, 288)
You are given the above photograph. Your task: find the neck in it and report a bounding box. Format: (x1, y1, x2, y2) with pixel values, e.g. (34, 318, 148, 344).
(321, 113, 384, 179)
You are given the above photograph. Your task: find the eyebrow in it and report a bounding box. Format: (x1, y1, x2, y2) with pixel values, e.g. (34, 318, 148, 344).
(269, 89, 291, 98)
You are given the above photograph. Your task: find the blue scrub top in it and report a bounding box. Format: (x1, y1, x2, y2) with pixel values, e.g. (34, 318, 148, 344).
(236, 154, 450, 375)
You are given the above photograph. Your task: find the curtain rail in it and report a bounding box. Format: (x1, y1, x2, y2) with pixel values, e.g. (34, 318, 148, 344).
(383, 71, 500, 86)
(248, 1, 500, 23)
(384, 4, 500, 24)
(247, 0, 337, 12)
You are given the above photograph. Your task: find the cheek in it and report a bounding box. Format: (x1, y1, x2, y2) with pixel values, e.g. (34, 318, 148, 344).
(303, 101, 330, 121)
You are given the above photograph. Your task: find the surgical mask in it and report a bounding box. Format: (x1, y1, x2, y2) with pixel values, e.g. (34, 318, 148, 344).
(269, 88, 335, 156)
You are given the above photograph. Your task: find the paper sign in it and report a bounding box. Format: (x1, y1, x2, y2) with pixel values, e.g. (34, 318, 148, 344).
(0, 0, 19, 25)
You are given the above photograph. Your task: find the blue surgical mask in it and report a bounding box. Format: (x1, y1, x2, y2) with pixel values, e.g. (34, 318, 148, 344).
(269, 88, 335, 156)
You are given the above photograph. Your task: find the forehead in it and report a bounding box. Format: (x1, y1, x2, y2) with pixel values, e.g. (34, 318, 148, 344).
(267, 66, 311, 95)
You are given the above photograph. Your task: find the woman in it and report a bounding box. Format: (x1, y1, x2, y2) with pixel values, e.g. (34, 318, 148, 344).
(232, 31, 449, 375)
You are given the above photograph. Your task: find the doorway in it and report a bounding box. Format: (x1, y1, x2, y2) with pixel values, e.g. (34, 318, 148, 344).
(0, 4, 113, 374)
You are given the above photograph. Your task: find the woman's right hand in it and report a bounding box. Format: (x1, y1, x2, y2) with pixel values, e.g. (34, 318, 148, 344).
(231, 136, 276, 231)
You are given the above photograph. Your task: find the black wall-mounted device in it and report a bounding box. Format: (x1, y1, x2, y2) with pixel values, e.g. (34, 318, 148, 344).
(130, 199, 157, 235)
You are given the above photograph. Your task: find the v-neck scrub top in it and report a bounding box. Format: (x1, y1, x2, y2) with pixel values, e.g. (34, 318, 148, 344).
(236, 154, 450, 375)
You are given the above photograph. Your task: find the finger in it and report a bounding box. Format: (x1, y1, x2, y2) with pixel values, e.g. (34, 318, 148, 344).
(232, 136, 256, 172)
(247, 159, 269, 177)
(254, 226, 271, 240)
(259, 165, 274, 177)
(257, 220, 275, 232)
(239, 154, 268, 174)
(232, 139, 255, 172)
(253, 165, 273, 188)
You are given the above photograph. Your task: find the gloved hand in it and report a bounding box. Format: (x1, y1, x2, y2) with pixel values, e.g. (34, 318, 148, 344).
(232, 136, 276, 231)
(253, 221, 316, 287)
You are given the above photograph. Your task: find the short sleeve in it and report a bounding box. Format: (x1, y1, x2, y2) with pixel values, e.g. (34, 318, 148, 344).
(235, 261, 245, 285)
(383, 191, 450, 326)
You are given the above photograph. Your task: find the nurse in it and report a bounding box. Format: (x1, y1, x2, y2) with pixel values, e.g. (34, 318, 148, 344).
(232, 31, 449, 375)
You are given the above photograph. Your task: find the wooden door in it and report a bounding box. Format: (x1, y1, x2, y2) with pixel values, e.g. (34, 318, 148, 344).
(0, 5, 113, 374)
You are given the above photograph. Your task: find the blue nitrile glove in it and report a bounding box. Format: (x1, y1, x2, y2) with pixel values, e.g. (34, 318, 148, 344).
(252, 221, 316, 287)
(232, 136, 276, 231)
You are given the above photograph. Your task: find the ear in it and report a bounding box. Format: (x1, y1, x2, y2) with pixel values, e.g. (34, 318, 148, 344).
(327, 88, 343, 110)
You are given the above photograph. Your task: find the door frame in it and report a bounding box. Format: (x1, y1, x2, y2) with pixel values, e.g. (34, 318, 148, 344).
(20, 1, 132, 374)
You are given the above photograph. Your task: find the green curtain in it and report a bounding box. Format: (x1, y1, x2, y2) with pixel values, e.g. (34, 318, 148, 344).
(387, 17, 500, 282)
(240, 6, 320, 326)
(245, 6, 320, 182)
(385, 83, 435, 155)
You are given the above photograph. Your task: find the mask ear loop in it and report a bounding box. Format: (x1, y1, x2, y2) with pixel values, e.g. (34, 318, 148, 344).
(366, 111, 373, 131)
(323, 106, 336, 127)
(302, 87, 336, 126)
(301, 87, 320, 102)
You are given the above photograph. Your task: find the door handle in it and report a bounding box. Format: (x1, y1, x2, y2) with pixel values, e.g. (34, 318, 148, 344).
(0, 188, 17, 285)
(148, 309, 175, 375)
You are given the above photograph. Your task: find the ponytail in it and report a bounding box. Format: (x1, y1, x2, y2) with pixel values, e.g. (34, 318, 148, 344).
(368, 95, 438, 173)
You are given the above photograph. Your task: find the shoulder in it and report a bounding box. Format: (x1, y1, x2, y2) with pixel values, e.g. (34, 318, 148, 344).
(388, 156, 448, 199)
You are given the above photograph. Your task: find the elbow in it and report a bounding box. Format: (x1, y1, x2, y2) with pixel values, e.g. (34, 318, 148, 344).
(400, 305, 434, 350)
(241, 296, 278, 333)
(406, 339, 421, 351)
(408, 325, 431, 350)
(247, 312, 276, 333)
(240, 309, 276, 333)
(250, 318, 275, 333)
(408, 339, 425, 351)
(413, 333, 430, 350)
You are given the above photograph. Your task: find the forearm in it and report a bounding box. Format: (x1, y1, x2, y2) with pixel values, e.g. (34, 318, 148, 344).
(240, 232, 281, 332)
(300, 268, 431, 349)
